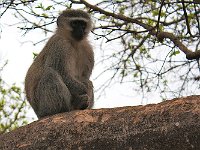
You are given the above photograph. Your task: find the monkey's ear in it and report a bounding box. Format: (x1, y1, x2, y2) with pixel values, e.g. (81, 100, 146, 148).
(57, 15, 64, 27)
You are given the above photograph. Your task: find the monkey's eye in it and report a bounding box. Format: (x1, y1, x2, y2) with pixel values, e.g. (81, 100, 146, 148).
(70, 20, 87, 29)
(70, 21, 78, 27)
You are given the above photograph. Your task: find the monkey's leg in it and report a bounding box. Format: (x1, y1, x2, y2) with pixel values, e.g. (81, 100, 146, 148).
(71, 94, 89, 110)
(34, 68, 72, 118)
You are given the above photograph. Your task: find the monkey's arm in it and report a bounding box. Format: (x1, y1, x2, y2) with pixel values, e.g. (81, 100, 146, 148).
(45, 57, 87, 95)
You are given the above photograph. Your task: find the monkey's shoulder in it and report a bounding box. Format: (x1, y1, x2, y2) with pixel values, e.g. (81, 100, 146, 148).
(46, 35, 71, 49)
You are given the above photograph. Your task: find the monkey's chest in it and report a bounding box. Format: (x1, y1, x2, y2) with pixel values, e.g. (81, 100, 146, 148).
(69, 52, 93, 80)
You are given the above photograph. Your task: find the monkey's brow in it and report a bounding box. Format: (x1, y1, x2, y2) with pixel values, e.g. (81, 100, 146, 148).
(62, 11, 90, 20)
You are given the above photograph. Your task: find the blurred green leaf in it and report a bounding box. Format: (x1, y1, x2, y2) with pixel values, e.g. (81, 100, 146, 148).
(169, 50, 180, 57)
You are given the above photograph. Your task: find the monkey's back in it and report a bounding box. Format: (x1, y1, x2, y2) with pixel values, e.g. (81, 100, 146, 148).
(25, 44, 48, 103)
(25, 34, 62, 101)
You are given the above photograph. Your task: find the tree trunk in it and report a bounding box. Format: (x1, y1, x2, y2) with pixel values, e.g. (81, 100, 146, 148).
(0, 95, 200, 150)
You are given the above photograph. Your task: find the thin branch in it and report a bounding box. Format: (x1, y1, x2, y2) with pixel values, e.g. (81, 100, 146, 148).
(156, 0, 165, 35)
(0, 0, 14, 17)
(181, 0, 192, 36)
(194, 2, 200, 35)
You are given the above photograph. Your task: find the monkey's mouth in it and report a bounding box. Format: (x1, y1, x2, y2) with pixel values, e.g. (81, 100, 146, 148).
(71, 30, 86, 41)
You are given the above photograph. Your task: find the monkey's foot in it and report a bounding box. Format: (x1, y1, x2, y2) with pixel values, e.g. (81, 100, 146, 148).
(72, 94, 89, 110)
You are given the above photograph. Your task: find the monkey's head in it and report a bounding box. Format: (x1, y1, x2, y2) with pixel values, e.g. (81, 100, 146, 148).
(57, 9, 92, 41)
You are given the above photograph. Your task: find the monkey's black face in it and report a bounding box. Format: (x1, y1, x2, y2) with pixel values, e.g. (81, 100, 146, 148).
(70, 20, 87, 41)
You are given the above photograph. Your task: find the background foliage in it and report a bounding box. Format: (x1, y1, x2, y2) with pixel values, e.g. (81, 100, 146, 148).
(0, 63, 30, 133)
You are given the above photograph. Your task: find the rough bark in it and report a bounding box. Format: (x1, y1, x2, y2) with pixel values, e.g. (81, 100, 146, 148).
(0, 95, 200, 150)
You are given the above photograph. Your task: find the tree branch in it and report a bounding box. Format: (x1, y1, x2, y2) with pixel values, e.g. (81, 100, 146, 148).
(0, 95, 200, 149)
(156, 32, 200, 59)
(80, 0, 200, 60)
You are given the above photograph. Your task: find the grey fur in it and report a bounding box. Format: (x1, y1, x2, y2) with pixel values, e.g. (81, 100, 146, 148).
(25, 9, 94, 119)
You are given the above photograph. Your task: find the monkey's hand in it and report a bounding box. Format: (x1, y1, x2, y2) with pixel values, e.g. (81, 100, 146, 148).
(82, 80, 94, 108)
(72, 94, 90, 110)
(82, 80, 93, 89)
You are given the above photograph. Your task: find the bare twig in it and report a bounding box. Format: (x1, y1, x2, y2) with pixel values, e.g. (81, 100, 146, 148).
(156, 0, 165, 35)
(0, 0, 14, 17)
(181, 0, 192, 36)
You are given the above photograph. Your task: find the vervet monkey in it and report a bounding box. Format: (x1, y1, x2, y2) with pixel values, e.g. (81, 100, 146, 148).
(25, 9, 94, 119)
